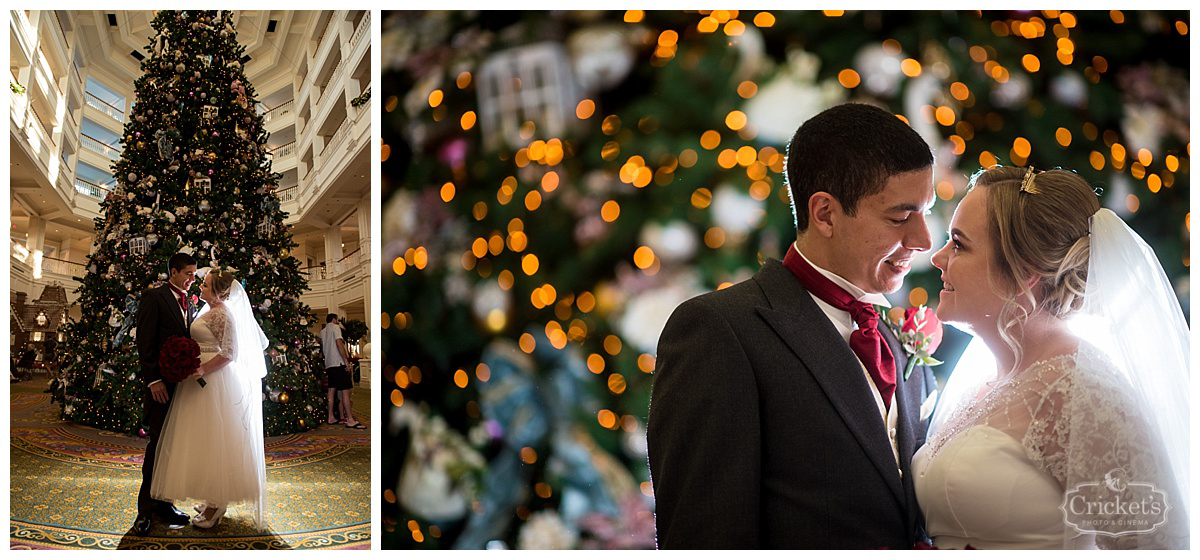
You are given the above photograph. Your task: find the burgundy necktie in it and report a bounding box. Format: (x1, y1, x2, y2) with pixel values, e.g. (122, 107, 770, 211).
(170, 286, 187, 312)
(782, 246, 896, 408)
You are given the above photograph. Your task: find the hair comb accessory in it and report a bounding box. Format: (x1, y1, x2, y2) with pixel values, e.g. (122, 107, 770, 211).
(1020, 166, 1042, 194)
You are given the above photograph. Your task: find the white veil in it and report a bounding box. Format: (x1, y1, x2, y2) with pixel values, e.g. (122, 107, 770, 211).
(226, 279, 270, 531)
(1064, 208, 1189, 548)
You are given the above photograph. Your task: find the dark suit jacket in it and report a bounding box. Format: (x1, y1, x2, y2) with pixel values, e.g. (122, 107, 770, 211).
(136, 283, 195, 385)
(647, 259, 938, 549)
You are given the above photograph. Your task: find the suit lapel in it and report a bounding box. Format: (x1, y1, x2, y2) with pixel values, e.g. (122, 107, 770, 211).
(880, 324, 919, 469)
(753, 261, 905, 506)
(161, 285, 187, 332)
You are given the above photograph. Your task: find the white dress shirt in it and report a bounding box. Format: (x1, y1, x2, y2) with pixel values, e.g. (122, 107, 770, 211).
(793, 243, 901, 470)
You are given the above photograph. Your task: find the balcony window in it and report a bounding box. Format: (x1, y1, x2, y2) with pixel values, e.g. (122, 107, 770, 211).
(85, 76, 126, 123)
(76, 161, 116, 199)
(81, 117, 122, 159)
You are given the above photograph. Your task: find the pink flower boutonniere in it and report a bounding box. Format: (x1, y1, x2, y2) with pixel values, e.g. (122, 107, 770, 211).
(190, 294, 199, 306)
(891, 305, 944, 380)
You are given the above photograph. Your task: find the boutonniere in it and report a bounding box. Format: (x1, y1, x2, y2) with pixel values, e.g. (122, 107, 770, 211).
(190, 294, 200, 306)
(882, 305, 944, 380)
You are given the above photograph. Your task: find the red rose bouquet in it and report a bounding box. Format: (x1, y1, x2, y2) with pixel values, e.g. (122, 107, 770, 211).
(159, 335, 204, 386)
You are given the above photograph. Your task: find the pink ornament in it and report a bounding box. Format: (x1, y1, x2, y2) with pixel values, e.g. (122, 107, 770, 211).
(138, 428, 148, 437)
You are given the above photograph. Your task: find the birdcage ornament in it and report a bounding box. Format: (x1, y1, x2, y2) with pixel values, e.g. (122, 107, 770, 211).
(476, 42, 584, 152)
(257, 221, 276, 237)
(271, 353, 288, 366)
(202, 105, 219, 120)
(129, 236, 149, 256)
(193, 177, 211, 193)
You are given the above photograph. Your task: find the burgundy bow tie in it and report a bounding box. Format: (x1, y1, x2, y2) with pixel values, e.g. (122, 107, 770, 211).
(783, 246, 896, 408)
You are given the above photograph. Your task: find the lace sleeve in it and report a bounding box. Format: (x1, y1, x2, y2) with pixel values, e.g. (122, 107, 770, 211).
(1021, 366, 1072, 488)
(1059, 348, 1187, 549)
(208, 307, 239, 361)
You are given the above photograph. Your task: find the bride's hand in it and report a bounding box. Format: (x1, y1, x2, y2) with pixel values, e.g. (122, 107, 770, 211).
(194, 364, 206, 377)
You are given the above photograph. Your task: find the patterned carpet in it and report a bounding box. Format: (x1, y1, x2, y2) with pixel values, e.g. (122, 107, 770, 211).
(10, 382, 371, 550)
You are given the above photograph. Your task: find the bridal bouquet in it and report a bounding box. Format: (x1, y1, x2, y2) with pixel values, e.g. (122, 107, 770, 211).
(159, 335, 204, 387)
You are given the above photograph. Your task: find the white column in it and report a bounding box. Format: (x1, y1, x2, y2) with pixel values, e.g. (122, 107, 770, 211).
(324, 224, 343, 278)
(356, 197, 371, 331)
(28, 215, 47, 279)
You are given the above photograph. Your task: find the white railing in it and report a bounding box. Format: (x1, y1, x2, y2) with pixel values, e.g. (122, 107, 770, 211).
(29, 104, 53, 140)
(263, 100, 294, 123)
(277, 185, 299, 202)
(321, 119, 349, 157)
(85, 91, 125, 123)
(53, 11, 69, 49)
(352, 12, 370, 49)
(43, 257, 85, 277)
(74, 178, 110, 199)
(332, 249, 361, 277)
(64, 107, 77, 133)
(37, 48, 63, 98)
(59, 149, 71, 171)
(316, 13, 335, 51)
(81, 133, 120, 159)
(301, 265, 328, 281)
(11, 88, 29, 127)
(270, 141, 296, 160)
(330, 57, 345, 93)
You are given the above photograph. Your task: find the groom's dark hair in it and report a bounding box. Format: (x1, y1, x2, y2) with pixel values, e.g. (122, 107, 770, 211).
(326, 314, 339, 323)
(168, 252, 197, 273)
(785, 103, 933, 231)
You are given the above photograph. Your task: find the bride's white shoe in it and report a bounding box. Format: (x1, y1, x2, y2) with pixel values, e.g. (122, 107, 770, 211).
(191, 505, 226, 529)
(193, 503, 205, 514)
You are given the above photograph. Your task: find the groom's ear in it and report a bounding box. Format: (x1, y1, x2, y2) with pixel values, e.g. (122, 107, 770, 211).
(807, 192, 838, 238)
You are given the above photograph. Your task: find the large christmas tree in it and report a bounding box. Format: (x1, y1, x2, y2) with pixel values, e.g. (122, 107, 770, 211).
(381, 10, 1189, 549)
(51, 10, 323, 437)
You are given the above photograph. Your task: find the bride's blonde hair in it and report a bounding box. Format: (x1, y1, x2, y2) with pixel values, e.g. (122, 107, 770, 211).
(970, 167, 1100, 364)
(209, 269, 236, 300)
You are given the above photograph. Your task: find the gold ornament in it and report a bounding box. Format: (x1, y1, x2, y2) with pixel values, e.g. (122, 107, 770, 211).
(207, 152, 218, 162)
(279, 249, 289, 258)
(279, 392, 289, 404)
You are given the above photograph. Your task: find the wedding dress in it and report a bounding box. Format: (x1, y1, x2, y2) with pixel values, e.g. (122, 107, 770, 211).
(150, 280, 268, 530)
(913, 209, 1188, 549)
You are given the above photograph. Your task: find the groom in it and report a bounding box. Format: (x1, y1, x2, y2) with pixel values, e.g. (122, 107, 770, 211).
(132, 252, 198, 535)
(648, 103, 940, 548)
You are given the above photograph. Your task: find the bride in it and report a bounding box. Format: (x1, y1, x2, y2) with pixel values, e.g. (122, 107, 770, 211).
(913, 166, 1189, 549)
(150, 268, 269, 530)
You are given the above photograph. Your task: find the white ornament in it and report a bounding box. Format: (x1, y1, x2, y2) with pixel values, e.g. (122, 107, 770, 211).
(854, 43, 906, 97)
(745, 49, 845, 144)
(639, 221, 698, 264)
(567, 26, 635, 92)
(991, 73, 1032, 109)
(711, 185, 766, 237)
(1051, 72, 1088, 108)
